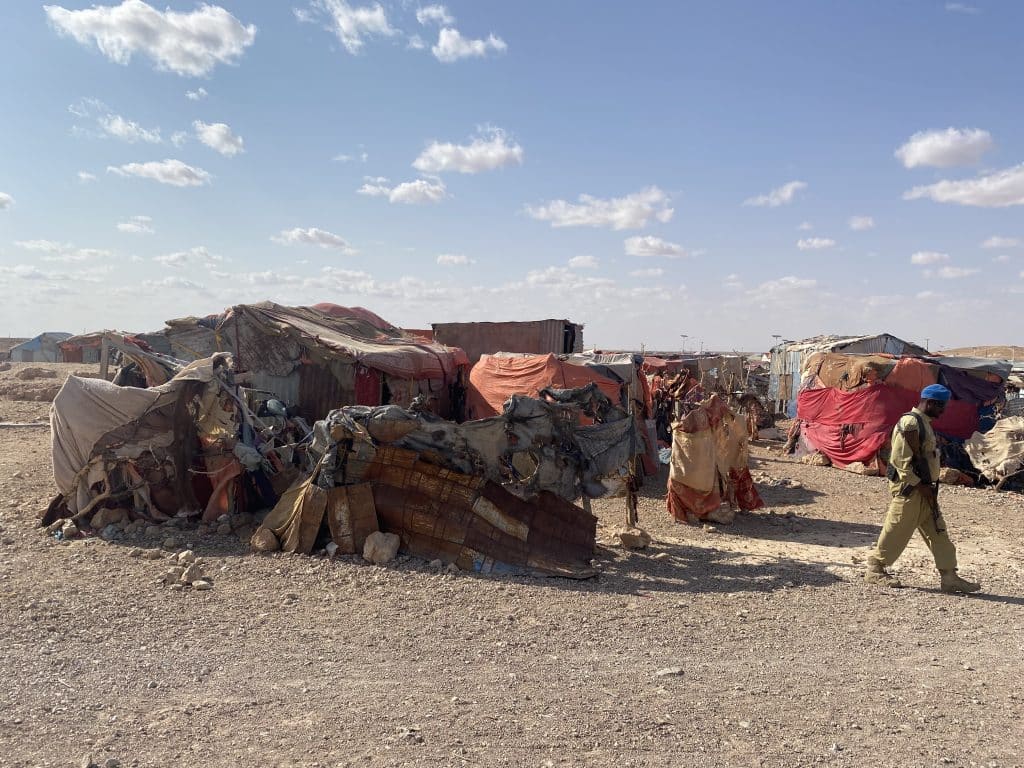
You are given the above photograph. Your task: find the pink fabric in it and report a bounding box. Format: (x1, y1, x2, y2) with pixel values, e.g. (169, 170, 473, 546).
(797, 384, 979, 467)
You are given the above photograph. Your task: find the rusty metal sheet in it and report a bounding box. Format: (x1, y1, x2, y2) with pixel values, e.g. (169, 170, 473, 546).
(326, 483, 378, 554)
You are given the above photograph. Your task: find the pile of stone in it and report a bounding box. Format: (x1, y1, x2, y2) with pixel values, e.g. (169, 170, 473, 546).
(152, 549, 213, 592)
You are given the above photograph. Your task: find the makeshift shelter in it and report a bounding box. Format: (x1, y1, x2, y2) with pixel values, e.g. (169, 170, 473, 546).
(770, 334, 929, 416)
(148, 303, 468, 422)
(431, 319, 583, 364)
(795, 353, 1010, 470)
(666, 393, 763, 524)
(467, 353, 624, 419)
(564, 352, 659, 476)
(9, 332, 72, 363)
(966, 417, 1024, 490)
(252, 394, 643, 577)
(48, 356, 233, 523)
(0, 337, 29, 362)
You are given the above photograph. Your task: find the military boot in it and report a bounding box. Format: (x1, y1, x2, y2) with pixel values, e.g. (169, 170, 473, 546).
(864, 556, 902, 588)
(939, 570, 981, 594)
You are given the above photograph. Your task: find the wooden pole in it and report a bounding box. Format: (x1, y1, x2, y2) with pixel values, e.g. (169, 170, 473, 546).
(99, 337, 110, 381)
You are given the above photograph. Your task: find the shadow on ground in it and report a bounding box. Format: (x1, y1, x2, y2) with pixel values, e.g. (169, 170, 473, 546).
(717, 509, 880, 549)
(539, 538, 844, 597)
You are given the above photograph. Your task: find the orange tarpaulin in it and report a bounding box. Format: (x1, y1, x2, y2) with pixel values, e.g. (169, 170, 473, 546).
(467, 354, 624, 419)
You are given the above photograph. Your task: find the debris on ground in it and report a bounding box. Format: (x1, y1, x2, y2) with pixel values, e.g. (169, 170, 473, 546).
(801, 452, 831, 466)
(616, 527, 651, 549)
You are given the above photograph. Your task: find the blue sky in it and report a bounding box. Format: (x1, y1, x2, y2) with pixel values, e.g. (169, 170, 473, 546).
(0, 1, 1021, 352)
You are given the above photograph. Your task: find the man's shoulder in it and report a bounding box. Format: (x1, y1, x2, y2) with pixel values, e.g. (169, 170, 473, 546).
(897, 411, 924, 431)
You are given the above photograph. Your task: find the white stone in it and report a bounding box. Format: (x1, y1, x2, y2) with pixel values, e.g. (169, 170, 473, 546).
(362, 531, 400, 565)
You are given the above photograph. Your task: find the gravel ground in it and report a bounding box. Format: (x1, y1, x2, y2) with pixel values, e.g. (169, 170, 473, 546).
(1, 369, 1021, 768)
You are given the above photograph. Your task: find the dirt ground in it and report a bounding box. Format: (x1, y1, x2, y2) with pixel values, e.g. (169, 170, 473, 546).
(1, 363, 1022, 768)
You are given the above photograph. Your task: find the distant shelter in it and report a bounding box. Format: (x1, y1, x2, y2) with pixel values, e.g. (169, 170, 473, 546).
(770, 334, 929, 415)
(8, 332, 72, 363)
(432, 319, 583, 365)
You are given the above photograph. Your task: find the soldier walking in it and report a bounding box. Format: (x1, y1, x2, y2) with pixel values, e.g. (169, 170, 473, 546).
(864, 384, 981, 593)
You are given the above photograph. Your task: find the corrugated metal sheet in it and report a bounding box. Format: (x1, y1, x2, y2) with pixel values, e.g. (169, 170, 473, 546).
(1003, 398, 1024, 417)
(248, 371, 302, 412)
(249, 360, 357, 423)
(432, 320, 583, 363)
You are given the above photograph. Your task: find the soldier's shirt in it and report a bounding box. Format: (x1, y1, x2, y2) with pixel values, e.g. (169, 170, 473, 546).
(888, 406, 940, 492)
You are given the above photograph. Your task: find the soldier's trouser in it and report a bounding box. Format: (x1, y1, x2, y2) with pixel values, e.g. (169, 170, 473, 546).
(871, 488, 957, 571)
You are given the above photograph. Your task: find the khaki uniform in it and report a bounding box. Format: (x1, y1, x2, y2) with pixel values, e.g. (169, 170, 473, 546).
(870, 407, 957, 571)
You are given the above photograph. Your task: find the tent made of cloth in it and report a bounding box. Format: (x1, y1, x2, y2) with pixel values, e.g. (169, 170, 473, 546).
(50, 356, 228, 515)
(797, 384, 980, 468)
(222, 303, 468, 380)
(150, 302, 471, 421)
(666, 393, 763, 522)
(158, 302, 468, 380)
(467, 353, 623, 419)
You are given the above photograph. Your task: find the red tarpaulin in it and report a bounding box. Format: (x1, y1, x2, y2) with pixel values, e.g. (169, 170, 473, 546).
(797, 384, 980, 467)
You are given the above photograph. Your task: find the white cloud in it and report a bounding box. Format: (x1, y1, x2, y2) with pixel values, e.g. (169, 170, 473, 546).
(416, 5, 454, 25)
(44, 0, 256, 77)
(903, 164, 1024, 207)
(140, 275, 207, 292)
(413, 128, 523, 174)
(296, 0, 396, 55)
(272, 227, 356, 254)
(742, 276, 820, 313)
(193, 120, 244, 156)
(525, 266, 615, 291)
(107, 159, 211, 187)
(356, 176, 392, 196)
(568, 255, 598, 269)
(848, 215, 875, 231)
(170, 131, 188, 147)
(432, 27, 506, 63)
(2, 264, 56, 281)
(0, 192, 13, 209)
(911, 251, 950, 265)
(945, 2, 980, 13)
(796, 237, 836, 250)
(186, 87, 208, 101)
(407, 34, 426, 50)
(630, 268, 664, 277)
(77, 171, 96, 183)
(117, 215, 153, 234)
(894, 128, 993, 168)
(992, 254, 1011, 263)
(153, 245, 223, 268)
(99, 113, 161, 143)
(333, 150, 367, 163)
(14, 239, 111, 262)
(623, 235, 688, 258)
(797, 221, 813, 231)
(69, 100, 164, 144)
(935, 266, 979, 279)
(981, 235, 1021, 249)
(389, 178, 447, 205)
(743, 180, 807, 207)
(436, 253, 474, 266)
(526, 186, 673, 230)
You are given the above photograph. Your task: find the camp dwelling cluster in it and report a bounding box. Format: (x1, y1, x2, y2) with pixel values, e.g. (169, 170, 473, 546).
(23, 305, 1022, 580)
